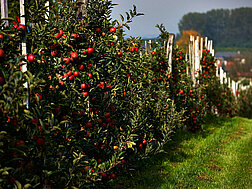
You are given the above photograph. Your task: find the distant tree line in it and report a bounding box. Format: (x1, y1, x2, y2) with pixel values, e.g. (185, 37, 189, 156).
(177, 7, 252, 48)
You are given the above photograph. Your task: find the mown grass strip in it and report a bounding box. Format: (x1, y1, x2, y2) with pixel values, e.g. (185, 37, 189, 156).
(110, 116, 252, 189)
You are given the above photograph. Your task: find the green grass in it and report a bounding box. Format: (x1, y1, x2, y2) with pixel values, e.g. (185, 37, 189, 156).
(110, 116, 252, 189)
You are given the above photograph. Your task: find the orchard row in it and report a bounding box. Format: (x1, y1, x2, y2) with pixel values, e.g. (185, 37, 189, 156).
(0, 0, 243, 188)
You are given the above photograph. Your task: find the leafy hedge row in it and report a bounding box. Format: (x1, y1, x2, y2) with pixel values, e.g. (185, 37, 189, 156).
(0, 0, 244, 188)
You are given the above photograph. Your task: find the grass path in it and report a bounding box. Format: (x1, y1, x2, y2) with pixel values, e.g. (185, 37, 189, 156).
(111, 117, 252, 189)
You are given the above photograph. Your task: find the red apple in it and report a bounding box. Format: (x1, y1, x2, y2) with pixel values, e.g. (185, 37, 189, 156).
(63, 57, 70, 64)
(130, 47, 135, 52)
(73, 71, 79, 77)
(81, 84, 86, 89)
(36, 138, 45, 146)
(87, 48, 94, 54)
(68, 75, 74, 81)
(96, 28, 101, 33)
(110, 27, 116, 33)
(85, 122, 92, 128)
(87, 73, 92, 78)
(83, 92, 88, 97)
(78, 64, 84, 70)
(111, 173, 117, 179)
(27, 54, 35, 62)
(59, 30, 63, 35)
(55, 33, 61, 39)
(67, 70, 72, 76)
(105, 112, 110, 117)
(71, 52, 78, 59)
(0, 49, 4, 57)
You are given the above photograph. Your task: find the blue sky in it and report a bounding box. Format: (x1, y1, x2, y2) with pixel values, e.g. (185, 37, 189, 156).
(111, 0, 252, 38)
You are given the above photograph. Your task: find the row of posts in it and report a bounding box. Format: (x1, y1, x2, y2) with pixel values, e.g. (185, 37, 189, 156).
(144, 35, 245, 97)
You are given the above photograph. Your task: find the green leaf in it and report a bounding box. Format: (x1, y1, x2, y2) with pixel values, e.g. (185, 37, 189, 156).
(1, 17, 15, 21)
(123, 24, 130, 30)
(126, 12, 130, 20)
(136, 13, 144, 16)
(14, 180, 22, 189)
(120, 14, 124, 22)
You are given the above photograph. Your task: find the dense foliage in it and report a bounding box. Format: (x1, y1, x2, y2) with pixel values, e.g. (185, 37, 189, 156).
(0, 0, 248, 188)
(237, 86, 252, 119)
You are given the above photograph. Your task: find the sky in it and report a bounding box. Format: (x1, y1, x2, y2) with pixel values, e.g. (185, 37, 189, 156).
(111, 0, 252, 38)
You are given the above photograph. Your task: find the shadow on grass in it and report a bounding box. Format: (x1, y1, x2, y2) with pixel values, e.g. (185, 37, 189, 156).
(110, 115, 229, 188)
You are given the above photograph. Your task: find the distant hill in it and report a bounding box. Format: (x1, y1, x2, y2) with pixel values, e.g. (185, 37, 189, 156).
(178, 7, 252, 48)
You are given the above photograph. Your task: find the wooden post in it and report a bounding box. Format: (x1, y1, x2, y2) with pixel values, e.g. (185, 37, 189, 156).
(189, 37, 192, 78)
(20, 0, 27, 72)
(209, 40, 212, 53)
(148, 40, 152, 51)
(205, 37, 208, 49)
(167, 34, 174, 73)
(166, 38, 169, 59)
(192, 36, 196, 84)
(45, 1, 49, 21)
(20, 0, 29, 107)
(235, 82, 238, 97)
(220, 67, 223, 84)
(223, 71, 227, 84)
(216, 59, 219, 77)
(207, 40, 211, 51)
(200, 37, 203, 58)
(145, 41, 147, 55)
(195, 36, 200, 78)
(190, 35, 196, 85)
(1, 0, 9, 27)
(232, 80, 236, 95)
(210, 40, 214, 56)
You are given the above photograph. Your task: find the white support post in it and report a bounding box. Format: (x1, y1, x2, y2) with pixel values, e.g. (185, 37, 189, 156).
(200, 37, 203, 58)
(235, 82, 238, 97)
(209, 40, 213, 54)
(166, 38, 169, 59)
(224, 60, 227, 66)
(207, 40, 211, 51)
(229, 78, 231, 89)
(145, 41, 147, 55)
(216, 59, 219, 77)
(195, 36, 200, 77)
(190, 35, 196, 85)
(232, 80, 236, 96)
(223, 72, 227, 84)
(204, 37, 208, 49)
(192, 36, 195, 81)
(20, 0, 27, 72)
(20, 0, 29, 108)
(220, 67, 223, 84)
(223, 71, 227, 84)
(167, 34, 174, 73)
(1, 0, 9, 27)
(189, 37, 192, 78)
(45, 1, 50, 21)
(148, 40, 152, 51)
